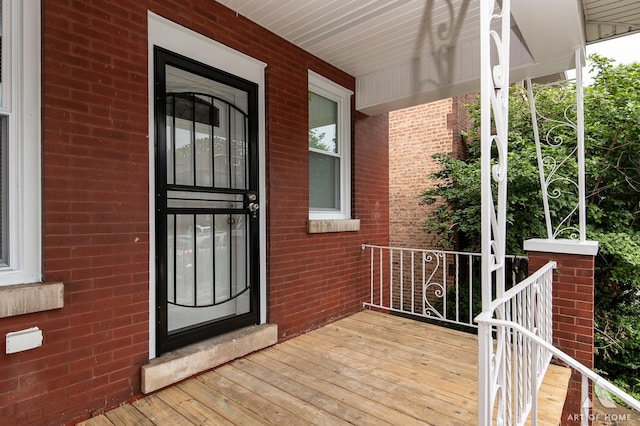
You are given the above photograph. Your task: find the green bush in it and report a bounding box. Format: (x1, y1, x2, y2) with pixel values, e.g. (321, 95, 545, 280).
(419, 55, 640, 393)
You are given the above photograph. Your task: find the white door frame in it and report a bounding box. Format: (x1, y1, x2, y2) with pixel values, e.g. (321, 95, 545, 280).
(147, 12, 267, 359)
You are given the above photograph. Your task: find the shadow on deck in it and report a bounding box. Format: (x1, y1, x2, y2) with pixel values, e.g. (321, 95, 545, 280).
(79, 310, 570, 425)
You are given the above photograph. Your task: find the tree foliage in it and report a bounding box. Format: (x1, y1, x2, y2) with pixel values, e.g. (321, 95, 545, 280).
(419, 55, 640, 395)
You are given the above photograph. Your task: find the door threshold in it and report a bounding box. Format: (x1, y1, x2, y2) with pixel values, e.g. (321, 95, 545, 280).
(141, 323, 277, 394)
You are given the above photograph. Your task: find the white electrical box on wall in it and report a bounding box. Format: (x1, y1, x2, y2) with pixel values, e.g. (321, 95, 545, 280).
(6, 327, 43, 354)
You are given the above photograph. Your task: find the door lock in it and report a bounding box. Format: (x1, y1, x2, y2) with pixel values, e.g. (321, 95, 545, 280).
(248, 202, 259, 218)
(246, 192, 259, 218)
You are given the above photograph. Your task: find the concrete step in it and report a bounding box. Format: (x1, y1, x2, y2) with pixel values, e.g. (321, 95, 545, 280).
(141, 323, 278, 393)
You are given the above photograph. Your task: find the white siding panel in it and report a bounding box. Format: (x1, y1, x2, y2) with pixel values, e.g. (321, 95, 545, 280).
(356, 33, 535, 115)
(217, 0, 640, 112)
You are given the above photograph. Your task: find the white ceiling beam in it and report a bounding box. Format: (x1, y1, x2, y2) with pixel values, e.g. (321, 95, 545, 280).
(510, 0, 585, 63)
(356, 27, 535, 116)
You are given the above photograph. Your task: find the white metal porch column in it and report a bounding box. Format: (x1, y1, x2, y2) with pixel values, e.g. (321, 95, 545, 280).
(527, 48, 587, 242)
(478, 0, 511, 424)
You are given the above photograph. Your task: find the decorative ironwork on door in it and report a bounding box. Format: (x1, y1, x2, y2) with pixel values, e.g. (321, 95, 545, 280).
(155, 48, 259, 354)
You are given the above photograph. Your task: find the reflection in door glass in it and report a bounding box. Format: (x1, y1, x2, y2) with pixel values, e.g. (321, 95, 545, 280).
(167, 215, 175, 302)
(213, 99, 228, 188)
(231, 112, 248, 189)
(166, 109, 174, 185)
(160, 60, 256, 342)
(175, 214, 195, 306)
(195, 121, 213, 187)
(167, 213, 250, 332)
(195, 214, 214, 306)
(175, 118, 194, 186)
(165, 65, 249, 191)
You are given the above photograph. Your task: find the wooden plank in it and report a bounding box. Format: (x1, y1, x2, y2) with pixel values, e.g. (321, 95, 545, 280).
(155, 386, 235, 426)
(215, 363, 351, 426)
(342, 311, 478, 351)
(103, 405, 154, 426)
(308, 320, 472, 364)
(78, 310, 568, 426)
(351, 311, 478, 346)
(132, 394, 195, 425)
(289, 333, 477, 419)
(177, 374, 269, 425)
(248, 349, 431, 426)
(301, 326, 479, 394)
(321, 314, 478, 361)
(526, 364, 571, 426)
(230, 356, 391, 426)
(346, 311, 478, 346)
(196, 370, 309, 426)
(296, 329, 471, 390)
(312, 320, 478, 378)
(333, 313, 498, 387)
(266, 343, 471, 425)
(345, 312, 569, 425)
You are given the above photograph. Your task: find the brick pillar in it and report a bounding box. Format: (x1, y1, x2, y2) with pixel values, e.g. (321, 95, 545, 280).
(524, 239, 598, 426)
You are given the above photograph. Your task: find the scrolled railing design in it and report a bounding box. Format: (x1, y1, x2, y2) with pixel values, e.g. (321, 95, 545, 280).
(361, 244, 527, 329)
(422, 250, 445, 319)
(527, 75, 585, 241)
(480, 0, 510, 304)
(479, 0, 512, 421)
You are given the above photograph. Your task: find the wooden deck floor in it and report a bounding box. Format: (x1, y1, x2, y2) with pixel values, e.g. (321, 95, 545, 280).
(79, 310, 570, 425)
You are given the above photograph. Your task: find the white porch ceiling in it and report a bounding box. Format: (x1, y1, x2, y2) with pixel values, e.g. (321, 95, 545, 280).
(583, 0, 640, 44)
(217, 0, 640, 115)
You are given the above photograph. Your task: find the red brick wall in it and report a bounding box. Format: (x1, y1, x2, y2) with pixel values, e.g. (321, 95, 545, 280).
(450, 94, 476, 159)
(268, 108, 389, 339)
(528, 251, 595, 425)
(0, 1, 389, 424)
(388, 95, 473, 249)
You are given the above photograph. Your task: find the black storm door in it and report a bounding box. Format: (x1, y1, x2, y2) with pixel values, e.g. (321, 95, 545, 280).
(154, 48, 259, 354)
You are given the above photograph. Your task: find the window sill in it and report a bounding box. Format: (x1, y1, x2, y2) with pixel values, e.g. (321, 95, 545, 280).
(0, 282, 64, 319)
(307, 219, 360, 234)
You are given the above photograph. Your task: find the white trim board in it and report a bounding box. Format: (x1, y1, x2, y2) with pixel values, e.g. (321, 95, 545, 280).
(523, 238, 599, 256)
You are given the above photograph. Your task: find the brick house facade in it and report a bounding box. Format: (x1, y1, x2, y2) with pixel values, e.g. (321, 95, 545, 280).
(0, 2, 389, 424)
(389, 95, 474, 250)
(0, 1, 608, 424)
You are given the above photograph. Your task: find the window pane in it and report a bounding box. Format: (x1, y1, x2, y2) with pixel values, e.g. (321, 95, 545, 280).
(214, 100, 229, 188)
(165, 65, 249, 190)
(309, 151, 339, 209)
(174, 214, 195, 307)
(230, 111, 247, 189)
(309, 92, 337, 153)
(0, 116, 6, 265)
(231, 213, 250, 315)
(174, 117, 194, 186)
(195, 214, 213, 306)
(195, 121, 213, 187)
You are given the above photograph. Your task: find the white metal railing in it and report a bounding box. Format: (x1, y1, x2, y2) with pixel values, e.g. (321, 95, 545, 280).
(361, 244, 527, 329)
(476, 260, 555, 425)
(476, 261, 640, 425)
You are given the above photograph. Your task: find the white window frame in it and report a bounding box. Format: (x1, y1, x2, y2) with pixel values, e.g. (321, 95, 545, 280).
(0, 0, 42, 286)
(308, 70, 352, 220)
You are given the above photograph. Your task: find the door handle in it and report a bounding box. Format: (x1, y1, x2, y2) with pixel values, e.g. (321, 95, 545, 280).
(248, 202, 259, 218)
